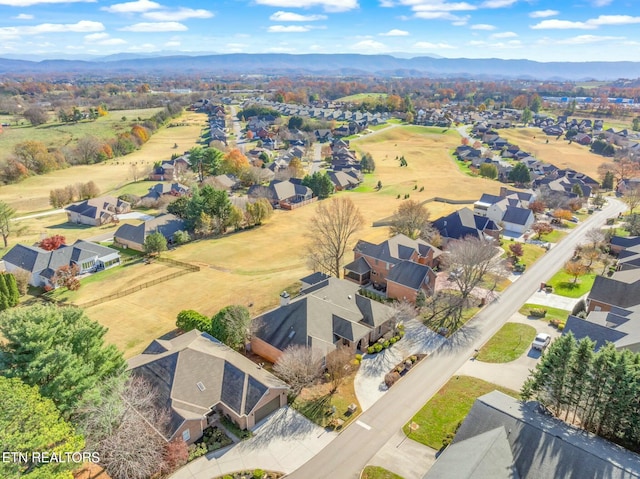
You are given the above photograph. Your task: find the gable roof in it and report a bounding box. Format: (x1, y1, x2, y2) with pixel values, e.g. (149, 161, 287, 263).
(2, 243, 50, 273)
(114, 214, 185, 245)
(386, 261, 432, 291)
(564, 310, 640, 352)
(425, 391, 640, 479)
(128, 330, 288, 441)
(354, 234, 441, 265)
(588, 270, 640, 309)
(433, 207, 500, 240)
(502, 206, 533, 226)
(65, 196, 129, 220)
(253, 278, 393, 355)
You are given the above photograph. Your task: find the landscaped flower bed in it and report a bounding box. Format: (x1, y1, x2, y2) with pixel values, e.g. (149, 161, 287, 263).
(188, 425, 234, 460)
(366, 324, 405, 354)
(384, 354, 427, 388)
(213, 469, 284, 479)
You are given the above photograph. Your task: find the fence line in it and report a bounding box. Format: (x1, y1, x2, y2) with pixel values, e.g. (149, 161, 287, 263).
(42, 257, 201, 309)
(372, 196, 476, 227)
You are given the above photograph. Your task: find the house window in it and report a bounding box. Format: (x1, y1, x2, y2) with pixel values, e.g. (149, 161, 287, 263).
(182, 429, 190, 442)
(386, 263, 390, 270)
(594, 306, 602, 311)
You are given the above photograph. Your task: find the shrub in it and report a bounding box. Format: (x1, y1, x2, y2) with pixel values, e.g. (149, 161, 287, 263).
(529, 308, 547, 318)
(390, 337, 398, 345)
(410, 355, 417, 362)
(383, 340, 391, 349)
(355, 354, 362, 361)
(398, 330, 405, 338)
(253, 469, 265, 479)
(187, 443, 207, 461)
(558, 322, 565, 331)
(384, 371, 401, 388)
(550, 318, 561, 327)
(373, 343, 383, 353)
(367, 346, 376, 354)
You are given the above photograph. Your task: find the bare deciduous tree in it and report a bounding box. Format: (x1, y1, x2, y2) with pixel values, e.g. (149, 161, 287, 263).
(622, 186, 640, 214)
(273, 346, 323, 396)
(389, 200, 438, 243)
(585, 228, 605, 249)
(306, 197, 364, 278)
(325, 345, 356, 394)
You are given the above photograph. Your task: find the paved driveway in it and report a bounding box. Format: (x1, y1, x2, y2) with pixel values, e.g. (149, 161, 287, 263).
(354, 319, 446, 411)
(455, 312, 563, 391)
(170, 407, 336, 479)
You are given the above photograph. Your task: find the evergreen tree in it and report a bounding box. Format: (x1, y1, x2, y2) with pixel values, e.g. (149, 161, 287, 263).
(302, 171, 335, 199)
(0, 273, 9, 311)
(210, 305, 251, 350)
(0, 304, 126, 414)
(508, 162, 531, 185)
(5, 273, 19, 306)
(602, 170, 615, 190)
(0, 376, 85, 479)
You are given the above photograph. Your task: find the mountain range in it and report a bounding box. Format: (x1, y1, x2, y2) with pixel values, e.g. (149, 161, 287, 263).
(0, 53, 639, 81)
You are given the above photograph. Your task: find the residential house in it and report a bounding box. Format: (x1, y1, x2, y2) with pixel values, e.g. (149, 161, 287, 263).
(586, 269, 640, 313)
(423, 391, 640, 479)
(501, 205, 535, 234)
(328, 170, 362, 191)
(143, 183, 189, 201)
(610, 235, 640, 256)
(2, 240, 120, 287)
(65, 196, 131, 226)
(210, 174, 241, 192)
(148, 157, 190, 181)
(248, 180, 313, 209)
(344, 234, 441, 302)
(617, 244, 640, 271)
(251, 277, 395, 363)
(432, 207, 501, 244)
(114, 214, 185, 252)
(473, 190, 535, 234)
(128, 330, 288, 444)
(564, 307, 640, 353)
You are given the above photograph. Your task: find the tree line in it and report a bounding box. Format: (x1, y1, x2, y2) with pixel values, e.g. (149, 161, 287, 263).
(522, 333, 640, 453)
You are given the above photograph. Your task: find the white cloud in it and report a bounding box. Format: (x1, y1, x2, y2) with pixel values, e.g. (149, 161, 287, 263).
(120, 22, 187, 32)
(529, 9, 558, 18)
(588, 15, 640, 26)
(591, 0, 612, 5)
(12, 13, 34, 19)
(268, 25, 310, 32)
(0, 20, 104, 38)
(352, 39, 387, 50)
(481, 0, 517, 7)
(471, 24, 496, 30)
(491, 31, 517, 38)
(99, 38, 127, 45)
(414, 12, 469, 23)
(532, 15, 640, 30)
(468, 40, 487, 46)
(379, 0, 394, 6)
(556, 34, 623, 44)
(225, 42, 247, 52)
(255, 0, 357, 12)
(269, 11, 327, 21)
(379, 29, 409, 36)
(143, 8, 213, 21)
(102, 0, 160, 14)
(413, 41, 456, 49)
(490, 39, 521, 48)
(412, 2, 476, 12)
(531, 19, 593, 29)
(84, 32, 109, 41)
(164, 40, 180, 47)
(0, 0, 94, 5)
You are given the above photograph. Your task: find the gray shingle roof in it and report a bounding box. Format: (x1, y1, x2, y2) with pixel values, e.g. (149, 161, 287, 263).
(254, 278, 393, 354)
(354, 234, 440, 265)
(2, 244, 50, 272)
(502, 206, 533, 226)
(344, 256, 371, 274)
(433, 208, 500, 240)
(588, 271, 640, 309)
(114, 214, 185, 246)
(425, 391, 640, 479)
(128, 330, 288, 440)
(386, 261, 431, 290)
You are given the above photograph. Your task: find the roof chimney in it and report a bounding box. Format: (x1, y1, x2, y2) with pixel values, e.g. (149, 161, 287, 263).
(280, 291, 290, 306)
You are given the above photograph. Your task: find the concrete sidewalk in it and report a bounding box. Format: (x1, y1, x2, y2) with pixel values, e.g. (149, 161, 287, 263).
(354, 319, 446, 411)
(170, 407, 336, 479)
(525, 290, 585, 311)
(367, 430, 437, 479)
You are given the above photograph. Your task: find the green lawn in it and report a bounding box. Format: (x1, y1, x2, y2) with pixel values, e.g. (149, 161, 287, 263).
(519, 303, 571, 322)
(362, 466, 404, 479)
(502, 242, 546, 267)
(541, 229, 568, 243)
(403, 376, 519, 449)
(546, 269, 597, 298)
(476, 323, 537, 363)
(451, 155, 477, 178)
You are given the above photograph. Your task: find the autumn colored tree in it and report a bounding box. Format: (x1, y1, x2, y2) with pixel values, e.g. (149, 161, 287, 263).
(222, 148, 250, 176)
(288, 157, 305, 178)
(53, 264, 81, 291)
(508, 242, 524, 261)
(529, 200, 546, 214)
(38, 235, 66, 251)
(564, 260, 588, 284)
(553, 209, 573, 223)
(245, 130, 254, 140)
(598, 159, 639, 189)
(532, 221, 554, 239)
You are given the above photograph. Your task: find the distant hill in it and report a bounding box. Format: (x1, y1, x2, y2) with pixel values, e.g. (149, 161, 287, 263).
(1, 53, 639, 81)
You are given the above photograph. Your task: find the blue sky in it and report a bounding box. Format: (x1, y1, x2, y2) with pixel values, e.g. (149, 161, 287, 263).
(0, 0, 639, 61)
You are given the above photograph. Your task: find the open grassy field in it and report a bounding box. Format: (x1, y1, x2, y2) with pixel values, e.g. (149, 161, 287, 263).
(337, 93, 388, 103)
(499, 127, 614, 179)
(0, 110, 207, 213)
(0, 108, 164, 163)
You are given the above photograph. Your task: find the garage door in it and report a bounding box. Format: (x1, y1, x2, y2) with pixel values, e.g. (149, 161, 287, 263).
(254, 396, 280, 424)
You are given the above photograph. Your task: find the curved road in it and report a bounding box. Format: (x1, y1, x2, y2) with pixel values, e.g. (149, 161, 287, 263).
(286, 198, 627, 479)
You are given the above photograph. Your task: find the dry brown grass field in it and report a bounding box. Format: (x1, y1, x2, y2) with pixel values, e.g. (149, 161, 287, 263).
(0, 111, 207, 213)
(499, 127, 615, 179)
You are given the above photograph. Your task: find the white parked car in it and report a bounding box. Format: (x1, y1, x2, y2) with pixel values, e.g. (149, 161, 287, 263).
(532, 333, 551, 351)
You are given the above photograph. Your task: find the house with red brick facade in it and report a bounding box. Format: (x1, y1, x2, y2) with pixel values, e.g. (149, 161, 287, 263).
(343, 234, 441, 303)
